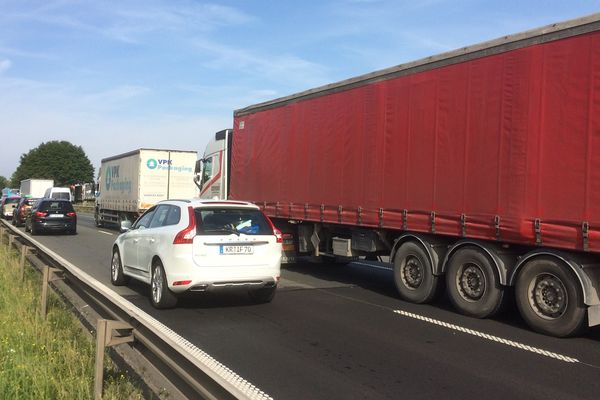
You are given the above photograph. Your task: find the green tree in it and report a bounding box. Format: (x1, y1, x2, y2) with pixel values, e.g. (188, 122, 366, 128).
(11, 141, 94, 187)
(0, 176, 8, 189)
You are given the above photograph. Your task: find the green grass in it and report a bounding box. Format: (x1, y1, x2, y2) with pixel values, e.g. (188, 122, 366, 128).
(0, 242, 145, 399)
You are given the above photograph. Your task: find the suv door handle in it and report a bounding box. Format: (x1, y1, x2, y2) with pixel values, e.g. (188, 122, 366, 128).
(149, 238, 156, 244)
(133, 239, 139, 243)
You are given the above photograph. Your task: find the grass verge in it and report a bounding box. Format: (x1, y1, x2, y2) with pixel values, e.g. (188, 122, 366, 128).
(0, 241, 145, 399)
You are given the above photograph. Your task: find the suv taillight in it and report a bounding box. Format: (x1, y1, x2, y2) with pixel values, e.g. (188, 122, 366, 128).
(35, 211, 48, 218)
(66, 212, 76, 217)
(173, 206, 196, 245)
(262, 212, 283, 243)
(274, 228, 283, 244)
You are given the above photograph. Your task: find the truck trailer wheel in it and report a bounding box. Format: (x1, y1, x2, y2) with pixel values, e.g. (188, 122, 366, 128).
(445, 246, 504, 318)
(515, 257, 586, 337)
(393, 242, 439, 303)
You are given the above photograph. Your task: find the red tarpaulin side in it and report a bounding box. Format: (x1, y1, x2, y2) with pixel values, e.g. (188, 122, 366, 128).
(231, 31, 600, 253)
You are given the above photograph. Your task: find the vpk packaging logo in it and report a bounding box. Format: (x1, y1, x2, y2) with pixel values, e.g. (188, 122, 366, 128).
(146, 158, 158, 169)
(146, 158, 192, 173)
(105, 165, 132, 193)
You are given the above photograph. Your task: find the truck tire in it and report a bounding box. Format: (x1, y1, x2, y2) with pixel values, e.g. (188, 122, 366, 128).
(110, 248, 129, 286)
(515, 257, 586, 337)
(393, 241, 439, 303)
(151, 261, 177, 309)
(445, 246, 504, 318)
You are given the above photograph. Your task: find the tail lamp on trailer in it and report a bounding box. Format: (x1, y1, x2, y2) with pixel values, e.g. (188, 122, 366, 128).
(173, 206, 196, 245)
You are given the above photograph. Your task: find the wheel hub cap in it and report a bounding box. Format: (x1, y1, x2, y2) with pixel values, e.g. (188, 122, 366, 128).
(111, 254, 118, 279)
(530, 274, 567, 319)
(402, 256, 423, 289)
(458, 263, 485, 301)
(152, 268, 162, 303)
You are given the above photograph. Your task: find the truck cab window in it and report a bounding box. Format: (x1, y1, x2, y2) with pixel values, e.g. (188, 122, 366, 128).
(201, 157, 213, 185)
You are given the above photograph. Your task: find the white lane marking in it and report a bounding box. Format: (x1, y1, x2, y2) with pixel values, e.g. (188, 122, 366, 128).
(350, 261, 393, 271)
(98, 230, 114, 236)
(393, 309, 579, 364)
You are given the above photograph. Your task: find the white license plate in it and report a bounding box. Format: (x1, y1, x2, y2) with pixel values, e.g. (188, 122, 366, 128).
(220, 245, 254, 255)
(49, 214, 64, 218)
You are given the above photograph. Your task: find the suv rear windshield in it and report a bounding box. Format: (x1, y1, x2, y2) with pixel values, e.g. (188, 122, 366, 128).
(195, 208, 272, 236)
(51, 192, 71, 201)
(38, 201, 75, 212)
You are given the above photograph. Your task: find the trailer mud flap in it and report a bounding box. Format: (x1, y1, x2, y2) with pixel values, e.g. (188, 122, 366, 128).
(588, 304, 600, 327)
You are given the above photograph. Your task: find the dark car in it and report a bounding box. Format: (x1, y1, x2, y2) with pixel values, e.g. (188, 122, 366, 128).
(1, 196, 20, 219)
(12, 197, 40, 227)
(25, 199, 77, 235)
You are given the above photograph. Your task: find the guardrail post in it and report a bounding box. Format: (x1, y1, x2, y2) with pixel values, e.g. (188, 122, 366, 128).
(40, 266, 63, 319)
(20, 246, 31, 281)
(1, 228, 7, 264)
(94, 319, 134, 400)
(8, 234, 14, 253)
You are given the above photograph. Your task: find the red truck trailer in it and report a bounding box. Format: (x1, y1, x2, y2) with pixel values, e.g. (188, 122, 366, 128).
(196, 14, 600, 337)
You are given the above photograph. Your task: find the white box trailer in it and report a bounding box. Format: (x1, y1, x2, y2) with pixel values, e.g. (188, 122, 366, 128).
(20, 179, 54, 198)
(95, 149, 198, 227)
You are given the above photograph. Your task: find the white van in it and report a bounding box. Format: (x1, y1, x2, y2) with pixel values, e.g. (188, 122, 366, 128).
(44, 187, 73, 202)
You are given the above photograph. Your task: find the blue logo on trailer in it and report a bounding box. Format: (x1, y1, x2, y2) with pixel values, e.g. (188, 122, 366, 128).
(105, 167, 112, 191)
(147, 159, 158, 169)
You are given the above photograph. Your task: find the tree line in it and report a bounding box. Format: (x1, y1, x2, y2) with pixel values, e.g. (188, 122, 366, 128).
(0, 141, 94, 190)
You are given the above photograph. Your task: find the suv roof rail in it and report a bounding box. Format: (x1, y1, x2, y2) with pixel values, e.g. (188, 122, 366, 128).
(159, 199, 192, 203)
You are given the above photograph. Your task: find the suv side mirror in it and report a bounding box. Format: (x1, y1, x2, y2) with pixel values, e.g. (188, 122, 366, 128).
(120, 220, 132, 233)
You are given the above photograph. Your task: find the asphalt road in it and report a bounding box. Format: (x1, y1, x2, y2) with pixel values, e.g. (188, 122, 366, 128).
(10, 214, 600, 399)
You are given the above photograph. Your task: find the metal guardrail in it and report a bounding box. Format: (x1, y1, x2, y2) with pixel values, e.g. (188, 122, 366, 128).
(0, 220, 273, 400)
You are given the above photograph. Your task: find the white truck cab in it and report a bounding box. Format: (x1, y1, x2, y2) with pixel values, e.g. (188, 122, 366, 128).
(194, 129, 232, 200)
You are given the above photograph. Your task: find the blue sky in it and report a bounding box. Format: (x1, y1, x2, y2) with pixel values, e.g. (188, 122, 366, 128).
(1, 0, 600, 179)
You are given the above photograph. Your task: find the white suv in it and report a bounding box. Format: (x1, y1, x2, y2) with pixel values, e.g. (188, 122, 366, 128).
(111, 199, 282, 308)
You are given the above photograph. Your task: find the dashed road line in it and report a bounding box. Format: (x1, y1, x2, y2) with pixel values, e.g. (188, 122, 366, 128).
(393, 309, 580, 363)
(98, 230, 114, 236)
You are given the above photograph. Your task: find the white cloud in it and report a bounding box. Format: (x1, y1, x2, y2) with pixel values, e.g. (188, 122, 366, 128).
(1, 1, 255, 44)
(81, 85, 151, 105)
(0, 59, 12, 74)
(192, 39, 331, 89)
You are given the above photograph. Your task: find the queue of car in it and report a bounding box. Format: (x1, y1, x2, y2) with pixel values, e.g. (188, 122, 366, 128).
(2, 189, 282, 309)
(1, 186, 77, 235)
